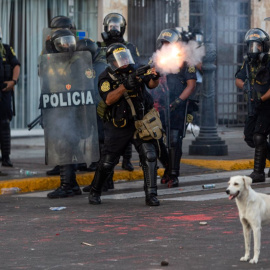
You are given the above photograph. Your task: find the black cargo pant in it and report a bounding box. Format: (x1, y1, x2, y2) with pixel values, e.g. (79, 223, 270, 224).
(91, 121, 159, 196)
(244, 105, 270, 173)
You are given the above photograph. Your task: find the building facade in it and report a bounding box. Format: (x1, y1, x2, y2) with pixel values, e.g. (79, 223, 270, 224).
(0, 0, 269, 129)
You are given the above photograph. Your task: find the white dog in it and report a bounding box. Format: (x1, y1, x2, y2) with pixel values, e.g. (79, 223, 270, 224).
(226, 175, 270, 264)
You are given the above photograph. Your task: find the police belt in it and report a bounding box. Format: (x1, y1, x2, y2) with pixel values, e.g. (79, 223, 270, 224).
(40, 90, 94, 109)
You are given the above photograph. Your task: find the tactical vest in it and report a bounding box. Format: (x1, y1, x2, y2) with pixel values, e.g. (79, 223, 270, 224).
(250, 56, 270, 98)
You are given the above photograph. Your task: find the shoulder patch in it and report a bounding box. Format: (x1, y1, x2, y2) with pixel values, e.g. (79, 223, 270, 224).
(136, 47, 140, 57)
(10, 47, 16, 56)
(101, 81, 110, 92)
(188, 66, 196, 73)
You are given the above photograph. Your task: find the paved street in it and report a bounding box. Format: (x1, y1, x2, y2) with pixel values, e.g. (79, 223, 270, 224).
(1, 128, 270, 269)
(2, 170, 270, 269)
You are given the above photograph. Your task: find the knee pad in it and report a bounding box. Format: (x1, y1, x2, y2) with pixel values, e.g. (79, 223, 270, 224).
(253, 133, 267, 147)
(140, 143, 157, 163)
(101, 154, 119, 171)
(244, 137, 255, 148)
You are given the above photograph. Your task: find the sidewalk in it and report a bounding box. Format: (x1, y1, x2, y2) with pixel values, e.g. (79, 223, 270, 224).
(0, 126, 262, 194)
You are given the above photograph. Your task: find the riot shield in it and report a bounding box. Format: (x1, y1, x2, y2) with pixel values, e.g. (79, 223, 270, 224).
(39, 51, 99, 166)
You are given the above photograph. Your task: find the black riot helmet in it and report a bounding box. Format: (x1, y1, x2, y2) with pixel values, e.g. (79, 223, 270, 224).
(190, 28, 204, 46)
(76, 38, 98, 60)
(51, 29, 76, 53)
(106, 43, 134, 73)
(49, 16, 76, 30)
(156, 28, 182, 49)
(101, 13, 126, 42)
(244, 28, 270, 61)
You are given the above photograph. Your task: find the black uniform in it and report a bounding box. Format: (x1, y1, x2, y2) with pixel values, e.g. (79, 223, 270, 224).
(151, 63, 197, 186)
(94, 40, 141, 170)
(89, 65, 160, 206)
(0, 43, 20, 166)
(235, 57, 270, 180)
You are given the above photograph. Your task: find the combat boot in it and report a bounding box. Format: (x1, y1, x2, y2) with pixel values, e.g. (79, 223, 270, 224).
(145, 193, 160, 206)
(249, 171, 265, 183)
(82, 184, 92, 192)
(88, 190, 101, 204)
(71, 167, 82, 195)
(47, 186, 74, 198)
(1, 120, 12, 167)
(251, 134, 267, 183)
(2, 156, 13, 167)
(160, 169, 170, 184)
(167, 175, 179, 188)
(47, 165, 74, 198)
(122, 158, 134, 171)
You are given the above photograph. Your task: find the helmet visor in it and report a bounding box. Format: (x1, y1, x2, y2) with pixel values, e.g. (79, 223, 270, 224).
(54, 36, 76, 52)
(107, 48, 134, 71)
(104, 14, 125, 28)
(248, 41, 262, 53)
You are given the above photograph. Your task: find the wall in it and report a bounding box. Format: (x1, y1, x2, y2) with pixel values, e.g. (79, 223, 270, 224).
(251, 0, 270, 33)
(179, 0, 189, 30)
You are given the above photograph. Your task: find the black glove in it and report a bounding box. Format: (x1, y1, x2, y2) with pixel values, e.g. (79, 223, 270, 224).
(254, 98, 262, 111)
(151, 72, 161, 81)
(123, 74, 137, 90)
(170, 97, 184, 111)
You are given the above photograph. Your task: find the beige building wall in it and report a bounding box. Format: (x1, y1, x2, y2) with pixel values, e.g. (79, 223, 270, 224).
(179, 0, 189, 31)
(251, 0, 270, 34)
(97, 0, 128, 42)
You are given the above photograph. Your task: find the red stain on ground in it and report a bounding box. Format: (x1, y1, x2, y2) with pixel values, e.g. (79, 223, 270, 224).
(164, 214, 213, 221)
(223, 231, 234, 234)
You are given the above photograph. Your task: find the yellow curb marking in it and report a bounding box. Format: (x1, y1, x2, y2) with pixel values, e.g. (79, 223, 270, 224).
(181, 159, 270, 171)
(1, 159, 267, 195)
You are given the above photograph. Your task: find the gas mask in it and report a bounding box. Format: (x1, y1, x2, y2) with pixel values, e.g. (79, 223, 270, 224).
(246, 41, 268, 64)
(101, 22, 122, 42)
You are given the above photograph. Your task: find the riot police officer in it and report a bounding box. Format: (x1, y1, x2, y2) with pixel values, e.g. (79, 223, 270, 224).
(153, 28, 197, 188)
(90, 13, 140, 172)
(88, 43, 161, 206)
(41, 29, 87, 198)
(44, 16, 77, 176)
(235, 28, 270, 183)
(0, 26, 20, 167)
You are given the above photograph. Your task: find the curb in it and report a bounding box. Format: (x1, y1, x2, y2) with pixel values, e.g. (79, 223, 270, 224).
(0, 169, 165, 195)
(1, 158, 267, 195)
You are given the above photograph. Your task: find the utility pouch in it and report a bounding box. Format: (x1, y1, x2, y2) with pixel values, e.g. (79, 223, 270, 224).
(97, 99, 110, 121)
(134, 108, 163, 140)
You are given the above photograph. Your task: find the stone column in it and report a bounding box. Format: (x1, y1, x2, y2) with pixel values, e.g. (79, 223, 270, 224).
(189, 0, 228, 156)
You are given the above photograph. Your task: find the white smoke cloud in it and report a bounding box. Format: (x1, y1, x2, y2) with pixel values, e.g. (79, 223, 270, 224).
(152, 40, 205, 75)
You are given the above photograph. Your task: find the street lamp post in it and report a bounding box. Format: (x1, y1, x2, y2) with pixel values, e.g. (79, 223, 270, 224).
(189, 0, 228, 156)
